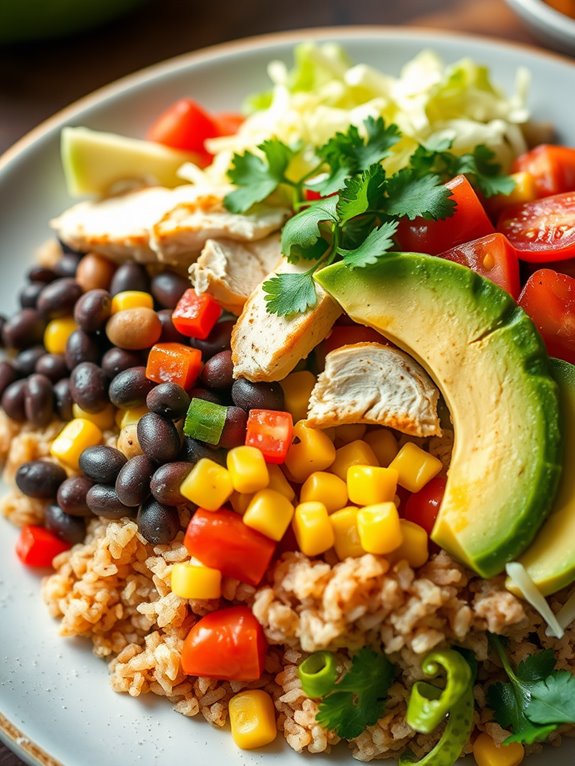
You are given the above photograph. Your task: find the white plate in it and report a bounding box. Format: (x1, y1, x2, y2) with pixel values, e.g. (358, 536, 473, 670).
(506, 0, 575, 54)
(1, 27, 575, 766)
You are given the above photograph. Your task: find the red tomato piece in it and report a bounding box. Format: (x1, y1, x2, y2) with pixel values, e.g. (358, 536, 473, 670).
(171, 289, 222, 340)
(323, 325, 387, 355)
(497, 192, 575, 262)
(439, 232, 521, 299)
(245, 409, 294, 464)
(395, 175, 495, 255)
(518, 268, 575, 364)
(181, 605, 266, 681)
(146, 343, 202, 389)
(146, 98, 220, 166)
(214, 112, 244, 136)
(512, 145, 575, 198)
(403, 476, 446, 535)
(183, 508, 276, 586)
(16, 525, 70, 567)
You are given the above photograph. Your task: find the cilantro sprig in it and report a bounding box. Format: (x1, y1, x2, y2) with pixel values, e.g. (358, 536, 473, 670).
(486, 635, 575, 745)
(223, 117, 514, 316)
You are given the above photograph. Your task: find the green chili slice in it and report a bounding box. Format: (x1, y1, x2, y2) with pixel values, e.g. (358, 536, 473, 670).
(298, 651, 338, 698)
(183, 398, 227, 444)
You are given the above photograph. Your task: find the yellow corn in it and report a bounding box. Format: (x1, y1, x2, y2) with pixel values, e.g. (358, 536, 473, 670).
(110, 290, 154, 314)
(284, 421, 336, 483)
(73, 403, 116, 431)
(43, 316, 77, 354)
(334, 423, 367, 445)
(170, 560, 221, 599)
(472, 733, 525, 766)
(364, 428, 399, 467)
(229, 491, 254, 515)
(292, 501, 334, 556)
(229, 690, 277, 750)
(280, 371, 316, 423)
(347, 465, 398, 506)
(357, 502, 403, 555)
(330, 506, 364, 559)
(179, 458, 233, 510)
(227, 445, 270, 494)
(329, 439, 378, 482)
(243, 489, 294, 541)
(388, 443, 443, 493)
(50, 418, 103, 470)
(490, 171, 537, 213)
(117, 405, 149, 429)
(390, 520, 429, 568)
(267, 463, 296, 502)
(300, 471, 348, 513)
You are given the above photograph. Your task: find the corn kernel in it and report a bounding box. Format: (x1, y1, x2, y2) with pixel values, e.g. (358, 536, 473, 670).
(73, 403, 116, 431)
(43, 316, 77, 354)
(110, 290, 154, 314)
(357, 502, 402, 554)
(472, 733, 524, 766)
(329, 439, 378, 482)
(117, 405, 149, 429)
(179, 458, 233, 510)
(293, 501, 334, 556)
(347, 465, 398, 506)
(389, 443, 443, 492)
(280, 371, 316, 423)
(227, 445, 270, 494)
(50, 418, 103, 470)
(243, 489, 294, 541)
(229, 690, 277, 750)
(171, 561, 221, 599)
(330, 506, 364, 559)
(334, 423, 367, 445)
(300, 471, 348, 513)
(364, 428, 399, 467)
(284, 421, 336, 483)
(267, 463, 296, 502)
(230, 491, 254, 515)
(390, 520, 429, 568)
(491, 171, 537, 213)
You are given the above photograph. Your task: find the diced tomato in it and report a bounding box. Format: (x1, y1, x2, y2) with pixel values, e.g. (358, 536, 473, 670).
(146, 343, 202, 389)
(518, 269, 575, 364)
(146, 98, 221, 166)
(323, 325, 387, 354)
(183, 508, 276, 586)
(171, 289, 222, 340)
(403, 476, 446, 535)
(214, 112, 244, 136)
(512, 145, 575, 198)
(245, 409, 294, 464)
(181, 605, 266, 681)
(16, 525, 70, 567)
(497, 192, 575, 262)
(395, 175, 495, 255)
(439, 232, 521, 299)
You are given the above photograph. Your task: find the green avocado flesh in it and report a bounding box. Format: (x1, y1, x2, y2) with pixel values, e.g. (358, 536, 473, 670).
(315, 253, 562, 578)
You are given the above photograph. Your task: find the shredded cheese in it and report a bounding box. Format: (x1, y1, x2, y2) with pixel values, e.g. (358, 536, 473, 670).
(505, 562, 564, 639)
(552, 589, 575, 634)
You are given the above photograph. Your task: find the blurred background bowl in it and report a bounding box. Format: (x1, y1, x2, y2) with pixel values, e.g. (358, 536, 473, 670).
(0, 0, 149, 43)
(506, 0, 575, 53)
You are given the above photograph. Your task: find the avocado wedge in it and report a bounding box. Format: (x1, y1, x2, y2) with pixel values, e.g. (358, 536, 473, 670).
(315, 253, 562, 578)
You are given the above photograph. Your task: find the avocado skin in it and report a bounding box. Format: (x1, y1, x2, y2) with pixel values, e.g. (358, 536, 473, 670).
(315, 253, 562, 577)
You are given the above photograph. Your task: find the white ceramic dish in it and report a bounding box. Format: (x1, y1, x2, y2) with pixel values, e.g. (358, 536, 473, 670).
(1, 26, 575, 766)
(506, 0, 575, 54)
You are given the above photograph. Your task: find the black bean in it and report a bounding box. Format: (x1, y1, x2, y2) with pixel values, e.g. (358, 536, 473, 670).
(189, 319, 235, 359)
(15, 460, 67, 499)
(137, 412, 181, 464)
(110, 262, 150, 296)
(0, 361, 17, 398)
(27, 265, 56, 284)
(53, 378, 74, 421)
(13, 346, 45, 376)
(101, 347, 144, 379)
(57, 476, 94, 517)
(19, 281, 44, 309)
(146, 383, 190, 420)
(180, 436, 226, 466)
(58, 240, 84, 257)
(115, 455, 155, 507)
(73, 289, 112, 333)
(37, 278, 83, 318)
(150, 271, 188, 309)
(187, 386, 223, 405)
(231, 378, 285, 411)
(219, 406, 248, 449)
(2, 309, 45, 350)
(79, 445, 127, 484)
(157, 309, 188, 343)
(70, 362, 108, 413)
(86, 484, 135, 519)
(137, 498, 180, 545)
(35, 353, 68, 383)
(1, 379, 27, 421)
(45, 504, 86, 544)
(24, 374, 54, 427)
(199, 350, 234, 390)
(108, 366, 155, 408)
(54, 252, 81, 278)
(150, 462, 192, 506)
(0, 315, 6, 348)
(65, 329, 101, 369)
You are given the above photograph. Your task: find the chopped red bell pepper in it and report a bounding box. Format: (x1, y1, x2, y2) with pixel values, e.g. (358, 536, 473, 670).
(146, 343, 202, 389)
(16, 524, 71, 568)
(245, 409, 294, 464)
(403, 476, 446, 535)
(171, 289, 222, 340)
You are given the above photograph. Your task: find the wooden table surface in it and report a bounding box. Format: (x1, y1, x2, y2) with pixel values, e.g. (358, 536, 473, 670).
(0, 0, 561, 764)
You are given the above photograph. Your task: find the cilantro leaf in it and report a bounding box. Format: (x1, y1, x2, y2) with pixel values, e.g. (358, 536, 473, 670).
(486, 681, 557, 746)
(384, 171, 456, 221)
(526, 672, 575, 725)
(281, 197, 338, 260)
(262, 271, 318, 316)
(515, 650, 556, 683)
(337, 221, 398, 269)
(467, 145, 517, 198)
(225, 139, 294, 213)
(354, 117, 402, 172)
(316, 648, 395, 739)
(336, 165, 386, 224)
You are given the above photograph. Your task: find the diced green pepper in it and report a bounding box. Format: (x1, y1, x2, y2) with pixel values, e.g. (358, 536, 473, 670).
(298, 652, 338, 698)
(184, 398, 227, 445)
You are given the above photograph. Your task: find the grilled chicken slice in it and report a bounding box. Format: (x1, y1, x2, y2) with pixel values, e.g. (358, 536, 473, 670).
(307, 342, 442, 437)
(189, 235, 282, 315)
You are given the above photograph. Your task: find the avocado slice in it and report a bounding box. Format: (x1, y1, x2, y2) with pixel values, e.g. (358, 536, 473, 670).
(315, 253, 562, 578)
(61, 127, 195, 197)
(507, 358, 574, 596)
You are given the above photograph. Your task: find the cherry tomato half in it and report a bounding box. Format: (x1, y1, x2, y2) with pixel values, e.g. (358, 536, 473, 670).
(147, 98, 221, 166)
(403, 476, 447, 535)
(512, 145, 575, 198)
